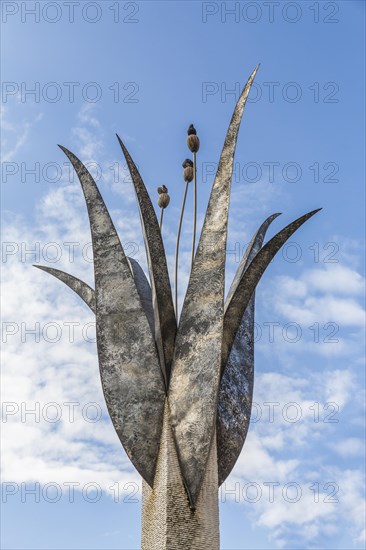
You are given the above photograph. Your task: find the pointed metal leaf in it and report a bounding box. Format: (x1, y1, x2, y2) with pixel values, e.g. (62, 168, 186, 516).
(59, 146, 165, 487)
(218, 295, 255, 486)
(128, 257, 155, 335)
(222, 208, 322, 367)
(117, 136, 176, 386)
(34, 258, 154, 333)
(34, 265, 96, 313)
(168, 66, 259, 508)
(223, 213, 281, 326)
(217, 213, 280, 486)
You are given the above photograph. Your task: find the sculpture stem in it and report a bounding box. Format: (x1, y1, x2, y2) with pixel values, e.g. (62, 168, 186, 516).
(141, 399, 219, 550)
(191, 151, 197, 272)
(174, 180, 189, 317)
(159, 208, 164, 231)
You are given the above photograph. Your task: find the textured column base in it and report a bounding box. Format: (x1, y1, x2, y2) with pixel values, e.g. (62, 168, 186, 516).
(141, 399, 220, 550)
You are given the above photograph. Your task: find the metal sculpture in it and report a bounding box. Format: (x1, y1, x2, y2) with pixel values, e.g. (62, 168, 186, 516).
(35, 66, 321, 549)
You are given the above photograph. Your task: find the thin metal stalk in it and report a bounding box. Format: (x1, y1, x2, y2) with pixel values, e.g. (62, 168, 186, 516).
(174, 180, 189, 317)
(159, 208, 164, 231)
(191, 151, 197, 272)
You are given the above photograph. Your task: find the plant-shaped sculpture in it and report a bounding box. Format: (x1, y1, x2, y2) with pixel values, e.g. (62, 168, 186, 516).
(35, 66, 321, 549)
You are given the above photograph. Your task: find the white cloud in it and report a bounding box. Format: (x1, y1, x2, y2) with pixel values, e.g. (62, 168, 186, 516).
(1, 104, 43, 162)
(265, 260, 365, 333)
(323, 369, 355, 409)
(67, 103, 134, 199)
(304, 264, 365, 295)
(223, 370, 365, 548)
(330, 438, 365, 458)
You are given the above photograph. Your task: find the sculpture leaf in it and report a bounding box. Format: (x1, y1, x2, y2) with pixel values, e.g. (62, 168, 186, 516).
(168, 66, 259, 508)
(222, 208, 322, 368)
(34, 258, 154, 333)
(217, 213, 280, 486)
(128, 257, 155, 334)
(34, 265, 96, 312)
(223, 213, 282, 337)
(117, 136, 177, 387)
(57, 146, 165, 487)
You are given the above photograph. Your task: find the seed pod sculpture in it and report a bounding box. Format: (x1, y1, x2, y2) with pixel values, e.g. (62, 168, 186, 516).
(187, 124, 200, 153)
(183, 158, 194, 182)
(157, 185, 170, 230)
(35, 66, 321, 549)
(157, 185, 170, 209)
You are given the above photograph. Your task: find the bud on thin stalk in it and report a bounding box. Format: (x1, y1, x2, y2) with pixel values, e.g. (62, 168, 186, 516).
(174, 159, 193, 317)
(187, 125, 200, 273)
(191, 151, 197, 271)
(157, 185, 170, 232)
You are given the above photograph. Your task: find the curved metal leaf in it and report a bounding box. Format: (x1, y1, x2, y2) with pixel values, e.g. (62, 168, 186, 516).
(117, 135, 176, 387)
(217, 213, 280, 486)
(58, 146, 165, 487)
(33, 258, 154, 333)
(34, 265, 96, 313)
(219, 295, 255, 486)
(223, 213, 281, 329)
(168, 66, 259, 508)
(222, 208, 322, 367)
(128, 257, 155, 334)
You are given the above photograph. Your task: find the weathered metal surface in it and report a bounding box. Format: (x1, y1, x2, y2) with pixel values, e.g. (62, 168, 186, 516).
(128, 257, 155, 335)
(58, 146, 165, 487)
(222, 213, 281, 336)
(34, 258, 154, 335)
(222, 208, 322, 368)
(34, 265, 96, 313)
(219, 295, 255, 486)
(117, 135, 176, 387)
(217, 213, 280, 486)
(168, 66, 259, 509)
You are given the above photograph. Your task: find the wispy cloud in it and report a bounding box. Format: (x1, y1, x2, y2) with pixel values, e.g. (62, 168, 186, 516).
(1, 105, 43, 162)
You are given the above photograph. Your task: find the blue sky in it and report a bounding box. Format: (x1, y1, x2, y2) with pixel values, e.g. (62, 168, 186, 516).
(1, 1, 365, 549)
